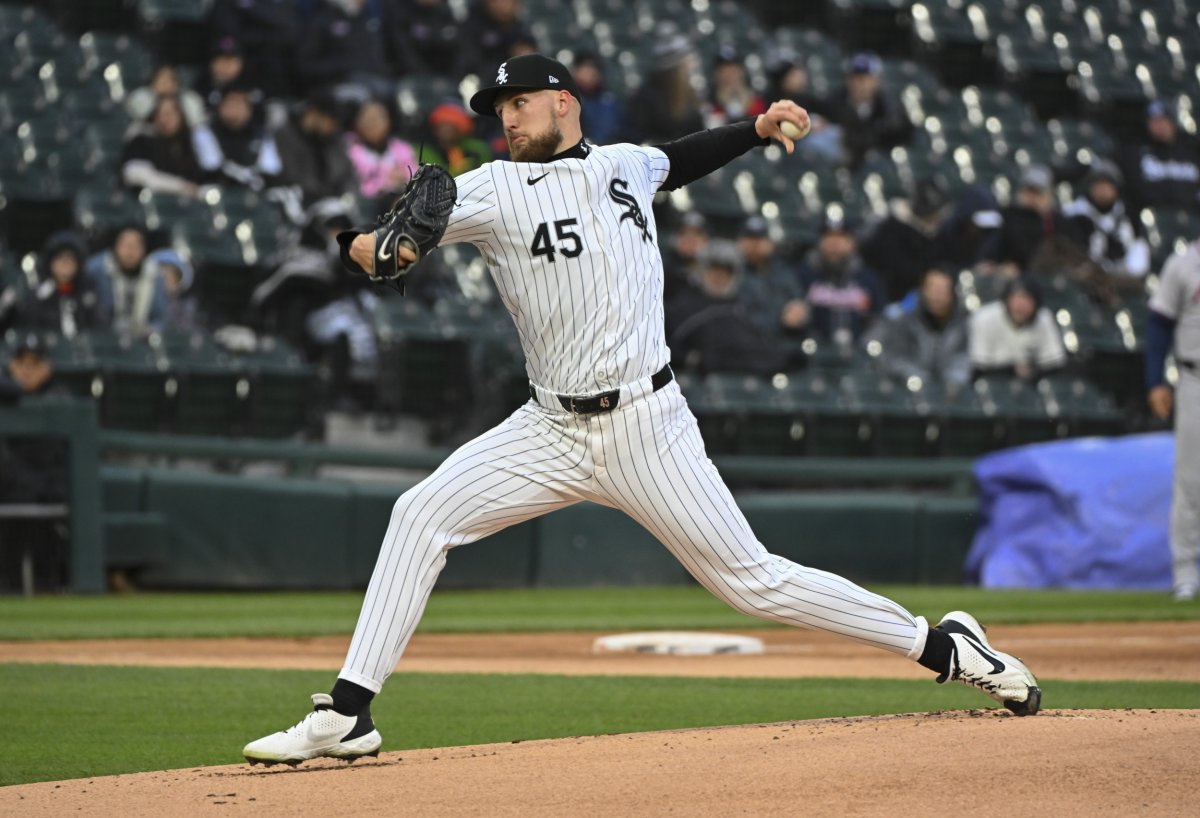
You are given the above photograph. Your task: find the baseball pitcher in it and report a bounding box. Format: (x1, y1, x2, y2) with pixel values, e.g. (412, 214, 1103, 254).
(243, 55, 1040, 767)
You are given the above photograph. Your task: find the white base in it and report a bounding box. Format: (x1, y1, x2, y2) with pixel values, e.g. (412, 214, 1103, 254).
(592, 631, 765, 656)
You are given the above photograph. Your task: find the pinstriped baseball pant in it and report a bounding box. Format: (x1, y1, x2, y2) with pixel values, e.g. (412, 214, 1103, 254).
(339, 378, 930, 692)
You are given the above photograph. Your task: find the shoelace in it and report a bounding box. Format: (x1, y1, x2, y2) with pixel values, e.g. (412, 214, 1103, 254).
(953, 666, 1001, 693)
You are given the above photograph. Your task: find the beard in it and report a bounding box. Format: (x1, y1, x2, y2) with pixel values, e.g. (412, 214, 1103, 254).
(508, 115, 564, 162)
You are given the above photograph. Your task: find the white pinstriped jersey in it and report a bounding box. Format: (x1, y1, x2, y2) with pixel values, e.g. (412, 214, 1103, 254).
(439, 142, 672, 396)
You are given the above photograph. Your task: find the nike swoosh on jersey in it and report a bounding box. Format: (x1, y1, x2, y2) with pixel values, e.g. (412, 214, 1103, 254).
(377, 230, 395, 260)
(526, 172, 550, 185)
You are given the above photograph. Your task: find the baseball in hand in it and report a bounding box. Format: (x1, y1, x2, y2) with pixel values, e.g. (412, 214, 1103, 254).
(780, 120, 810, 140)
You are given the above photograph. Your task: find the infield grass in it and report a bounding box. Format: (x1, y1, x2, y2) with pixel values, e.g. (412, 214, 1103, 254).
(1, 586, 1196, 641)
(1, 663, 1197, 787)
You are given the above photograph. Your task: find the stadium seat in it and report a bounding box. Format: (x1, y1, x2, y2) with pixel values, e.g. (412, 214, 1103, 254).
(79, 31, 154, 88)
(73, 182, 146, 241)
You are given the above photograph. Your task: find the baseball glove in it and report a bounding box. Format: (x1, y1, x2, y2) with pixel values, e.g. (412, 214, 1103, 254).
(337, 163, 457, 284)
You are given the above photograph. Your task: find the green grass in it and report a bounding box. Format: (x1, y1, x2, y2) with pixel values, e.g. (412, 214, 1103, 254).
(0, 586, 1195, 641)
(1, 663, 1196, 787)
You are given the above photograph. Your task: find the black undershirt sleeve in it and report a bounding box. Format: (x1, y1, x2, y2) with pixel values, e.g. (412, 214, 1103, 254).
(654, 119, 770, 192)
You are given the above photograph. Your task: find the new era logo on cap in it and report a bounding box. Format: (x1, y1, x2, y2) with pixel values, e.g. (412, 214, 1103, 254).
(549, 75, 559, 83)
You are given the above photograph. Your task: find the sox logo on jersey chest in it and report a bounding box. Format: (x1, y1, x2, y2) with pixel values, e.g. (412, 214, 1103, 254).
(609, 178, 651, 243)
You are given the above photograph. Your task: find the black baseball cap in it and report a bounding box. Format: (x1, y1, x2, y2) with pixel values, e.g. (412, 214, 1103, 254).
(469, 53, 582, 117)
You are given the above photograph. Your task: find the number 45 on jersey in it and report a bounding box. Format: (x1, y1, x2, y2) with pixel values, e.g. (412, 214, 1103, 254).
(531, 218, 582, 263)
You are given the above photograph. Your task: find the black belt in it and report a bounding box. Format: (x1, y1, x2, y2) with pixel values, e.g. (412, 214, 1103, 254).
(1181, 360, 1197, 372)
(532, 365, 674, 415)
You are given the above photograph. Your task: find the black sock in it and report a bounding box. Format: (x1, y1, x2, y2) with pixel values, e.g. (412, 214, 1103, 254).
(917, 626, 955, 675)
(329, 678, 375, 717)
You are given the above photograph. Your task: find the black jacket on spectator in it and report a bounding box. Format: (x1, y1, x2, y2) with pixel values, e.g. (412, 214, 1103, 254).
(274, 113, 356, 204)
(27, 232, 106, 336)
(297, 0, 390, 88)
(1120, 135, 1200, 213)
(121, 122, 208, 188)
(860, 207, 939, 303)
(384, 0, 460, 76)
(935, 185, 1001, 271)
(210, 0, 299, 97)
(822, 88, 911, 169)
(982, 206, 1069, 272)
(665, 284, 788, 374)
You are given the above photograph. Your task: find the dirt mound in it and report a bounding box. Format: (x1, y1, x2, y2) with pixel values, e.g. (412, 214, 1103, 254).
(4, 710, 1196, 817)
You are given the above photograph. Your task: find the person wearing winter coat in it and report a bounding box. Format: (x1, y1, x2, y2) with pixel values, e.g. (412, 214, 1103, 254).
(969, 277, 1066, 380)
(85, 225, 167, 337)
(1062, 159, 1150, 281)
(27, 231, 106, 337)
(874, 267, 971, 387)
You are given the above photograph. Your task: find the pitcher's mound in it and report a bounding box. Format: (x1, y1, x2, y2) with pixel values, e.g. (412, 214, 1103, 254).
(4, 709, 1196, 818)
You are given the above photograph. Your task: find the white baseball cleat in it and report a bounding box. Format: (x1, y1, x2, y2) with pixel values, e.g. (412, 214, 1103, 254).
(243, 693, 382, 767)
(935, 611, 1042, 716)
(1173, 585, 1197, 603)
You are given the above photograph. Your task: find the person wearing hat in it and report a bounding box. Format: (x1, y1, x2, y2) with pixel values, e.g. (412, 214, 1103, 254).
(384, 0, 460, 77)
(706, 46, 766, 128)
(456, 0, 536, 82)
(664, 240, 789, 374)
(210, 0, 299, 97)
(628, 23, 705, 142)
(275, 88, 357, 206)
(27, 231, 106, 338)
(735, 214, 808, 336)
(424, 102, 492, 177)
(968, 276, 1066, 380)
(822, 51, 912, 169)
(860, 177, 953, 304)
(1063, 158, 1150, 280)
(1120, 100, 1200, 213)
(250, 52, 1042, 767)
(798, 212, 886, 345)
(194, 37, 257, 112)
(201, 81, 283, 191)
(662, 210, 710, 303)
(981, 164, 1069, 278)
(85, 224, 167, 338)
(296, 0, 392, 97)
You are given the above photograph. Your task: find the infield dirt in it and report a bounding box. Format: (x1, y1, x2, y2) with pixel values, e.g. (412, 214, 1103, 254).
(3, 709, 1196, 817)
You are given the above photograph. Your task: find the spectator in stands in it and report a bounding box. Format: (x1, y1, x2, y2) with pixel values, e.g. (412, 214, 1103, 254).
(149, 249, 203, 332)
(768, 52, 839, 161)
(298, 0, 392, 99)
(126, 63, 206, 128)
(0, 335, 56, 405)
(628, 26, 704, 143)
(383, 0, 460, 77)
(27, 231, 104, 338)
(935, 184, 1002, 274)
(0, 250, 22, 332)
(662, 210, 708, 303)
(210, 0, 299, 97)
(194, 37, 256, 112)
(457, 0, 535, 81)
(980, 164, 1067, 278)
(251, 202, 380, 410)
(1062, 158, 1150, 282)
(1121, 100, 1200, 213)
(423, 102, 491, 177)
(798, 213, 886, 346)
(274, 89, 356, 207)
(823, 52, 911, 170)
(85, 225, 166, 338)
(735, 215, 808, 337)
(665, 241, 788, 374)
(573, 52, 625, 146)
(872, 266, 971, 388)
(200, 84, 283, 191)
(969, 276, 1065, 380)
(860, 178, 951, 304)
(121, 95, 211, 197)
(705, 47, 766, 128)
(345, 100, 416, 201)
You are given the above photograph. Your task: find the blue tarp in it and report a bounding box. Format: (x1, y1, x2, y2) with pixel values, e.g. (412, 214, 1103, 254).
(966, 434, 1174, 589)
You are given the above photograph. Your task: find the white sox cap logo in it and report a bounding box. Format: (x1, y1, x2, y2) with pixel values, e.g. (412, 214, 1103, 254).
(497, 64, 509, 84)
